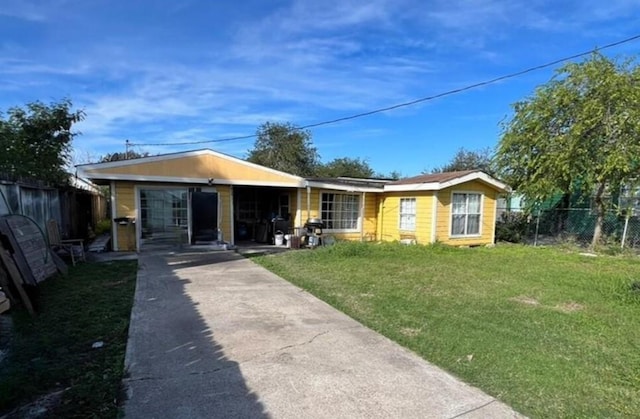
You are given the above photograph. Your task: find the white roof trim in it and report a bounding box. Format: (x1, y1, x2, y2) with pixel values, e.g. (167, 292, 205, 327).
(76, 149, 305, 183)
(69, 176, 103, 194)
(383, 182, 441, 192)
(77, 172, 305, 188)
(384, 172, 510, 193)
(306, 181, 383, 193)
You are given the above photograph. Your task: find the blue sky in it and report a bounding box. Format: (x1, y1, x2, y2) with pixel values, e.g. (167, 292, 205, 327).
(1, 0, 639, 176)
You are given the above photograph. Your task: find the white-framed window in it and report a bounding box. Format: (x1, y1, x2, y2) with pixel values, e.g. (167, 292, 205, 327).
(451, 192, 482, 236)
(321, 192, 360, 231)
(399, 198, 416, 231)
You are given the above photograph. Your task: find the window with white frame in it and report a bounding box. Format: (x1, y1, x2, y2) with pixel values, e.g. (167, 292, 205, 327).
(451, 193, 481, 236)
(399, 198, 416, 231)
(321, 193, 360, 230)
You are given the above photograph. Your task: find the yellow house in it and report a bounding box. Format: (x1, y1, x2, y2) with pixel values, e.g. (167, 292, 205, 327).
(77, 150, 509, 251)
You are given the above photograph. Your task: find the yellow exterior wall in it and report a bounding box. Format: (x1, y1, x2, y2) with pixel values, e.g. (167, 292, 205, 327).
(95, 154, 300, 184)
(112, 181, 234, 251)
(302, 188, 378, 241)
(361, 193, 378, 241)
(435, 181, 498, 246)
(216, 185, 232, 244)
(109, 176, 500, 250)
(378, 191, 435, 244)
(113, 182, 137, 251)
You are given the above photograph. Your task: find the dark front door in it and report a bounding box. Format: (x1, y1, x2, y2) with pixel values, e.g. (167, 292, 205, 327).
(191, 192, 218, 243)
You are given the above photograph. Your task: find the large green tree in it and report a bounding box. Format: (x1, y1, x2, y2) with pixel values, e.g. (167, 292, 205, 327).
(0, 100, 84, 185)
(430, 147, 495, 175)
(100, 150, 150, 162)
(495, 52, 640, 247)
(316, 157, 374, 178)
(247, 122, 320, 176)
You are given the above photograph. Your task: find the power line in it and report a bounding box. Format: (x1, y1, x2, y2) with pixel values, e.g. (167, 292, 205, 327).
(129, 33, 640, 147)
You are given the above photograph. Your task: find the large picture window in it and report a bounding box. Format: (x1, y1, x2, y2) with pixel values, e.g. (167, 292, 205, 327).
(451, 193, 481, 236)
(399, 198, 416, 231)
(140, 189, 188, 240)
(321, 193, 360, 230)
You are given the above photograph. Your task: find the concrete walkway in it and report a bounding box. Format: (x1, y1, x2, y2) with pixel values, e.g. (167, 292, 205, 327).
(123, 249, 524, 418)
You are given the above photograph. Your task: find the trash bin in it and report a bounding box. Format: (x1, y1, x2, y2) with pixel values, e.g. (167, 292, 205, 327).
(274, 231, 284, 246)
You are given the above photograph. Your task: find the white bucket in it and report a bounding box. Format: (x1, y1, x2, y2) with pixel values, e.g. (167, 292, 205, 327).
(274, 231, 284, 246)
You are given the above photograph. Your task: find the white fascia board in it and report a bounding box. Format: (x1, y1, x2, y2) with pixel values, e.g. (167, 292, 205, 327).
(76, 149, 305, 183)
(306, 181, 383, 193)
(383, 182, 440, 192)
(79, 172, 305, 188)
(439, 172, 510, 192)
(383, 173, 510, 193)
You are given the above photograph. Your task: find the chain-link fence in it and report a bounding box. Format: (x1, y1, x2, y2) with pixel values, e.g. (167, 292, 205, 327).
(496, 208, 640, 250)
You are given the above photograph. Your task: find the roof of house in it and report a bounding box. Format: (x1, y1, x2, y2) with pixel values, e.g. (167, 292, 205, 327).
(388, 170, 479, 186)
(76, 148, 510, 193)
(76, 148, 306, 187)
(384, 170, 509, 192)
(306, 176, 390, 192)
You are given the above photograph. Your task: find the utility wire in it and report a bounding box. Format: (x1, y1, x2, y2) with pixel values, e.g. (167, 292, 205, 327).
(129, 33, 640, 147)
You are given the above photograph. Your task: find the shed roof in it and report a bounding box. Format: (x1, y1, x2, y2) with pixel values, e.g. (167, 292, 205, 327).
(384, 170, 509, 192)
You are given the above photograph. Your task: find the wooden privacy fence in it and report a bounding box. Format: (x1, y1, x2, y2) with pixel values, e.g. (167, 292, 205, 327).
(0, 177, 107, 241)
(0, 175, 106, 315)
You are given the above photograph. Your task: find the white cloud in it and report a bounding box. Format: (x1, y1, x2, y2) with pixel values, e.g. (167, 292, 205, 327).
(5, 0, 640, 165)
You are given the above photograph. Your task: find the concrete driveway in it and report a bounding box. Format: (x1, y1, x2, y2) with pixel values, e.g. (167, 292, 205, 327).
(123, 248, 524, 418)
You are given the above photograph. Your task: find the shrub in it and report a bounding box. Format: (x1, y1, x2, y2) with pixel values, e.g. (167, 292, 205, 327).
(495, 211, 530, 243)
(94, 219, 111, 235)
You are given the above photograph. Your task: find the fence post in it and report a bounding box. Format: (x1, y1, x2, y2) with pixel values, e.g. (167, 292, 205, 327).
(621, 213, 630, 249)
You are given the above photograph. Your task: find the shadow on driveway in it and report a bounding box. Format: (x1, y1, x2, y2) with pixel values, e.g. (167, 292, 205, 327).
(123, 249, 268, 418)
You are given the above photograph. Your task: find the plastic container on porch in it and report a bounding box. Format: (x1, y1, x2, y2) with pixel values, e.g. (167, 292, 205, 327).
(274, 231, 284, 246)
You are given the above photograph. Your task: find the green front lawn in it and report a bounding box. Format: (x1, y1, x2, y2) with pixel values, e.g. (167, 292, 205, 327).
(254, 242, 640, 418)
(0, 260, 137, 417)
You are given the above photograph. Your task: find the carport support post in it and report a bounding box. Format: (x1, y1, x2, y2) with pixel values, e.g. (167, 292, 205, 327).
(306, 182, 311, 222)
(230, 185, 235, 246)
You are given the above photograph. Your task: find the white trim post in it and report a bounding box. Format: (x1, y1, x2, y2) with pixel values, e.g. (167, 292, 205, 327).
(110, 181, 118, 251)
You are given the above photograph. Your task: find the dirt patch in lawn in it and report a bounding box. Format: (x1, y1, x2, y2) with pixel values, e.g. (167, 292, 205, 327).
(399, 327, 422, 337)
(510, 295, 541, 306)
(554, 301, 585, 313)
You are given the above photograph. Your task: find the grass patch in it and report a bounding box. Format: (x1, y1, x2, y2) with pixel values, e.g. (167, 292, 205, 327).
(0, 260, 137, 418)
(254, 242, 640, 418)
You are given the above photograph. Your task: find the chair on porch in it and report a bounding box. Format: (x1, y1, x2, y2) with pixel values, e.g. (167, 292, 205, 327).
(46, 219, 86, 266)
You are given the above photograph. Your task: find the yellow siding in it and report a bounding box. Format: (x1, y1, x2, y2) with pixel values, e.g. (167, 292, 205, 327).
(217, 185, 232, 243)
(95, 154, 299, 184)
(112, 181, 234, 251)
(361, 193, 378, 241)
(378, 192, 435, 244)
(111, 178, 500, 250)
(302, 188, 378, 241)
(288, 190, 299, 227)
(435, 181, 498, 246)
(114, 182, 137, 251)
